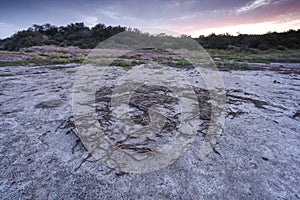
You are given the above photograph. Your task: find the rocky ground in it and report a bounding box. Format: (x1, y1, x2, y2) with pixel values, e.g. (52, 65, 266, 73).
(0, 50, 299, 199)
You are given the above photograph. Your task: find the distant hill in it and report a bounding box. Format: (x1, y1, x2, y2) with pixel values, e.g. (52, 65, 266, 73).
(0, 22, 299, 51)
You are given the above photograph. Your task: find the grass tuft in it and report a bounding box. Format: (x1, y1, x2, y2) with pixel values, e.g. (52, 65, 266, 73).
(176, 58, 191, 65)
(116, 61, 132, 67)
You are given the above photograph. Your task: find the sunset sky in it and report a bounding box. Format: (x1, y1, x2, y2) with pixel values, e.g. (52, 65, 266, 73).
(0, 0, 300, 39)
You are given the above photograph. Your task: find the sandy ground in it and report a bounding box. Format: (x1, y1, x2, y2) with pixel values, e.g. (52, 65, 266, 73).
(0, 62, 299, 199)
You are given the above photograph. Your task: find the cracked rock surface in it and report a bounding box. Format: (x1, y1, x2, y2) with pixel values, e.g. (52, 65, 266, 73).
(0, 61, 300, 199)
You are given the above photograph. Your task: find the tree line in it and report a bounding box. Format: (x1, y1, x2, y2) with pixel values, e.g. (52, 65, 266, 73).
(0, 23, 126, 51)
(0, 22, 299, 51)
(195, 30, 300, 50)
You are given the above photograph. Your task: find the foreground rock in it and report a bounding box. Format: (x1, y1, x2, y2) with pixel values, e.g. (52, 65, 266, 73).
(0, 59, 299, 199)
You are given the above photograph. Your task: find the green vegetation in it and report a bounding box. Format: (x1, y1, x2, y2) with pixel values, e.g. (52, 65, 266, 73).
(216, 62, 252, 71)
(116, 60, 132, 67)
(153, 57, 165, 63)
(0, 73, 15, 76)
(0, 60, 29, 66)
(115, 60, 146, 67)
(152, 56, 174, 63)
(32, 53, 86, 65)
(153, 57, 191, 66)
(176, 58, 190, 65)
(1, 47, 299, 67)
(0, 50, 87, 66)
(209, 49, 300, 63)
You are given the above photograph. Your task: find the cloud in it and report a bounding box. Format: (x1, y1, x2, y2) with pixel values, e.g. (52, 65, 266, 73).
(83, 16, 99, 27)
(236, 0, 272, 13)
(101, 7, 121, 20)
(0, 0, 299, 38)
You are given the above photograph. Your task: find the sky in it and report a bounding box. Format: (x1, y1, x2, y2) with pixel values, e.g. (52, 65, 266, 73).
(0, 0, 300, 39)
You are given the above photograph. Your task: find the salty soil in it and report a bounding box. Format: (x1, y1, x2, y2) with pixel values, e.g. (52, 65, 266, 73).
(0, 54, 300, 199)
